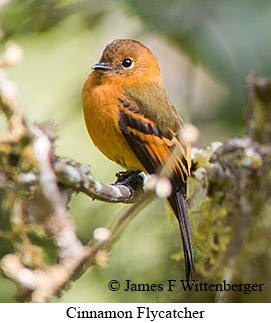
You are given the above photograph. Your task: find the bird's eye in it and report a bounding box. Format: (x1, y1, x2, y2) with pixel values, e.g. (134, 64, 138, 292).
(122, 58, 133, 68)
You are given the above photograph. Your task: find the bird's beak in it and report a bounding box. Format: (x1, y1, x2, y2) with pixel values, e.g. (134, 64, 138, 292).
(92, 62, 113, 71)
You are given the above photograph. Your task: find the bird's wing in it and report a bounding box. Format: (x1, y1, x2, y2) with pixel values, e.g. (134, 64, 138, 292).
(117, 97, 191, 188)
(118, 96, 194, 279)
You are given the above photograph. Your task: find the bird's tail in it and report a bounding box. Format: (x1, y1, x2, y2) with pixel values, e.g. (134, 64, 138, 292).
(167, 191, 194, 280)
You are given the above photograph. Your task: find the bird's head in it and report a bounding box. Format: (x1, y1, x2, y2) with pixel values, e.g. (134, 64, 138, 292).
(91, 39, 162, 83)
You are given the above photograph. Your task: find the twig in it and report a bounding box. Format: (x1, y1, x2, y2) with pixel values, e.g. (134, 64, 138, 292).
(53, 159, 144, 203)
(0, 44, 25, 143)
(246, 74, 271, 143)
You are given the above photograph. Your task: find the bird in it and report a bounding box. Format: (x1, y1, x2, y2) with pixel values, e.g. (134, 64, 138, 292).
(82, 39, 194, 279)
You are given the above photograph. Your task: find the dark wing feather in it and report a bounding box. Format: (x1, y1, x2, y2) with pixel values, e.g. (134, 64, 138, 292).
(118, 97, 194, 279)
(118, 107, 157, 174)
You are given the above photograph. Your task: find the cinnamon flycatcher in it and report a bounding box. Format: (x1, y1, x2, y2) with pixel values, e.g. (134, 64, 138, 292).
(82, 39, 194, 279)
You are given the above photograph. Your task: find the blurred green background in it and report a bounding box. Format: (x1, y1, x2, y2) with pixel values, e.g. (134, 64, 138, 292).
(1, 0, 271, 302)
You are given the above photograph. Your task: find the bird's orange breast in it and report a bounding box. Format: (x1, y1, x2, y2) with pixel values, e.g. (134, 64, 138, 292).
(82, 75, 144, 170)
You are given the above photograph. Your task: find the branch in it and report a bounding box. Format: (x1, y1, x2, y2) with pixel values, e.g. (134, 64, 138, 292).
(0, 119, 150, 301)
(246, 74, 271, 143)
(53, 160, 144, 203)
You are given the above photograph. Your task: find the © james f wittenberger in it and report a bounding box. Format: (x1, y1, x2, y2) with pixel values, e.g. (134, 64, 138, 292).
(108, 279, 264, 294)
